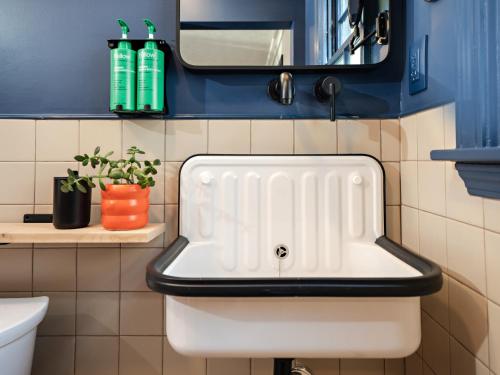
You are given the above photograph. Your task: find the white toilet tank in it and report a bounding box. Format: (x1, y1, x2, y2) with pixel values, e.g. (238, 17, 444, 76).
(0, 297, 49, 375)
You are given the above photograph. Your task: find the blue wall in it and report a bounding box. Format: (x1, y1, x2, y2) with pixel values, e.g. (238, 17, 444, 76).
(400, 0, 457, 115)
(0, 0, 404, 119)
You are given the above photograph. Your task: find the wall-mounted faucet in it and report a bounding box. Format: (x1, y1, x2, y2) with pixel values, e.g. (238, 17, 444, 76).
(268, 72, 295, 105)
(314, 76, 342, 122)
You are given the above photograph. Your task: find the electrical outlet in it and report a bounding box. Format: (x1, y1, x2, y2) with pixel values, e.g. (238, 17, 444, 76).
(409, 35, 428, 95)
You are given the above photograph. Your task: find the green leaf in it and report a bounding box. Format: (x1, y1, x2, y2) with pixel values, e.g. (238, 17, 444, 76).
(94, 146, 101, 155)
(67, 169, 76, 178)
(74, 155, 85, 162)
(82, 159, 89, 166)
(99, 180, 106, 191)
(153, 159, 161, 166)
(75, 181, 87, 193)
(104, 151, 114, 158)
(60, 184, 70, 193)
(109, 168, 124, 179)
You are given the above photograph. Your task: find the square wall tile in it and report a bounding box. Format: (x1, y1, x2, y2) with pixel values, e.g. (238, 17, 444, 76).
(33, 248, 76, 291)
(444, 103, 456, 150)
(80, 120, 122, 156)
(446, 219, 486, 294)
(251, 120, 293, 154)
(0, 248, 32, 291)
(165, 162, 181, 204)
(400, 114, 418, 161)
(0, 119, 36, 161)
(207, 359, 251, 375)
(337, 119, 381, 158)
(35, 162, 78, 204)
(148, 163, 165, 205)
(486, 231, 500, 305)
(400, 161, 418, 208)
(484, 198, 500, 234)
(294, 120, 337, 154)
(251, 359, 274, 375)
(165, 120, 208, 161)
(34, 292, 76, 335)
(121, 248, 163, 291)
(405, 353, 423, 375)
(383, 162, 401, 205)
(489, 300, 500, 374)
(419, 210, 447, 269)
(416, 106, 445, 160)
(208, 120, 251, 154)
(422, 273, 449, 331)
(297, 359, 340, 375)
(381, 119, 400, 162)
(164, 337, 206, 375)
(422, 312, 450, 375)
(119, 336, 162, 375)
(164, 204, 178, 247)
(385, 359, 404, 375)
(0, 205, 33, 222)
(120, 292, 163, 335)
(123, 120, 165, 161)
(0, 162, 35, 204)
(33, 336, 75, 375)
(75, 336, 119, 375)
(386, 205, 401, 244)
(76, 292, 119, 335)
(36, 120, 79, 161)
(339, 359, 384, 375)
(401, 205, 420, 253)
(445, 161, 484, 227)
(417, 161, 446, 216)
(450, 337, 490, 375)
(449, 277, 489, 364)
(77, 248, 120, 291)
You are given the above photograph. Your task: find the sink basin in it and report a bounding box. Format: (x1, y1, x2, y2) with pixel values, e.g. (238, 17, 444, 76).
(147, 155, 442, 359)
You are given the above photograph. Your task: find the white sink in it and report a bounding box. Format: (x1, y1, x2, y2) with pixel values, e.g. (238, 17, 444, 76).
(148, 155, 442, 359)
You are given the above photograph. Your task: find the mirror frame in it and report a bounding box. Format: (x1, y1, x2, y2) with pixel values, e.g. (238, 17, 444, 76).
(175, 0, 403, 72)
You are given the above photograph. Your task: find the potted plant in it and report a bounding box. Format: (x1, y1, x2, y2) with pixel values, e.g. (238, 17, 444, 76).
(53, 171, 92, 229)
(61, 146, 161, 231)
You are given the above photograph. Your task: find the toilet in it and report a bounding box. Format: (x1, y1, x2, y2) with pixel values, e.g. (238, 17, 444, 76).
(0, 297, 49, 375)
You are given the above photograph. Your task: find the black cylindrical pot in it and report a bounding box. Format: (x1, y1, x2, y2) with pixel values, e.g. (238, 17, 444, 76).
(53, 176, 92, 229)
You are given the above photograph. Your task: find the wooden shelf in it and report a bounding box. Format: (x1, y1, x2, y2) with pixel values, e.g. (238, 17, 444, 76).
(0, 223, 166, 244)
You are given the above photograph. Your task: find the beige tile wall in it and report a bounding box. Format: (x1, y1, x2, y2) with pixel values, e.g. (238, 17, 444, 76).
(0, 118, 402, 375)
(401, 103, 500, 375)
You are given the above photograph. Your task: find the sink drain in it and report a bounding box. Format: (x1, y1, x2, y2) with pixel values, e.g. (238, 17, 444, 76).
(275, 245, 289, 259)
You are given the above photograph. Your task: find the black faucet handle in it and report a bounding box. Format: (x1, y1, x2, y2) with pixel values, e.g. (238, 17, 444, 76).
(314, 76, 342, 122)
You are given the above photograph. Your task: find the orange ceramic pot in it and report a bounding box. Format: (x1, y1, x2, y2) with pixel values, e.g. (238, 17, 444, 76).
(101, 184, 150, 230)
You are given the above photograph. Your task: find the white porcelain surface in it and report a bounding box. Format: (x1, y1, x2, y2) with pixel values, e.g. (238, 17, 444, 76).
(0, 296, 49, 375)
(167, 296, 421, 358)
(165, 155, 423, 358)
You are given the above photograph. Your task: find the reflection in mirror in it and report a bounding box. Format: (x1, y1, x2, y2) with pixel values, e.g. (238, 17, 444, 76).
(179, 0, 390, 68)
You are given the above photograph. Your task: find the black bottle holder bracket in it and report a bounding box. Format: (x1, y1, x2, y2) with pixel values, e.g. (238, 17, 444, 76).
(107, 39, 172, 118)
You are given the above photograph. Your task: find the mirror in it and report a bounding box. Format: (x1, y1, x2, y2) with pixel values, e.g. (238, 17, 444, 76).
(178, 0, 391, 68)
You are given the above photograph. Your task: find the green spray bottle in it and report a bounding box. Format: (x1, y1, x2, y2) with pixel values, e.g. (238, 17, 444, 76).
(137, 19, 165, 112)
(110, 19, 136, 112)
